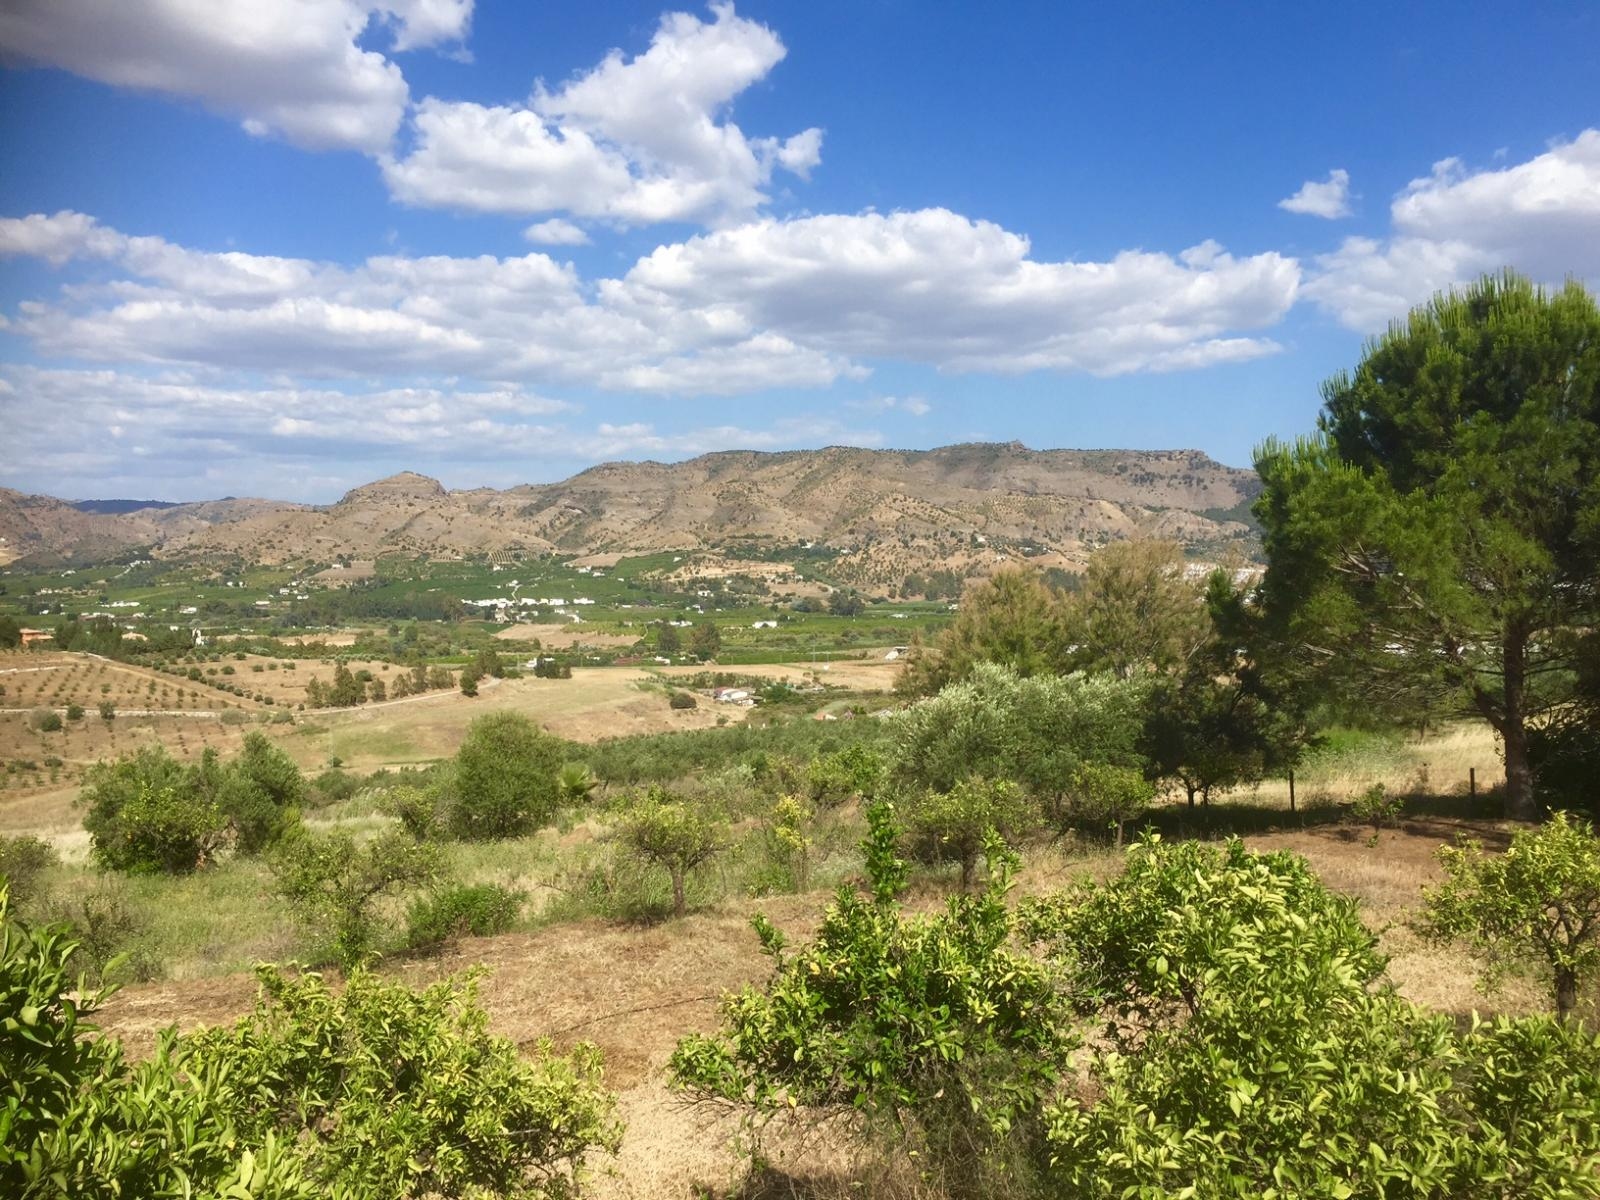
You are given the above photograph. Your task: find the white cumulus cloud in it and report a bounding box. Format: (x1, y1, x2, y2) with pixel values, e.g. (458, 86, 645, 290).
(523, 219, 591, 246)
(1278, 169, 1353, 219)
(0, 0, 472, 153)
(1304, 131, 1600, 329)
(382, 2, 823, 226)
(608, 209, 1298, 375)
(1, 208, 1300, 388)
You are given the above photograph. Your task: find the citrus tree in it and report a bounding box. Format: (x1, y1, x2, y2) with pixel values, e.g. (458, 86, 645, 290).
(450, 711, 563, 840)
(671, 803, 1075, 1196)
(613, 786, 726, 918)
(1419, 811, 1600, 1020)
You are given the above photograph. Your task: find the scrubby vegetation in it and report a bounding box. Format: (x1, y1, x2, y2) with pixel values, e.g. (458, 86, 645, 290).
(0, 889, 619, 1200)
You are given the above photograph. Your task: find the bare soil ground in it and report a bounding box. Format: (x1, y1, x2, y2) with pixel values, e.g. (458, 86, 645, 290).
(226, 654, 394, 706)
(0, 652, 247, 714)
(0, 714, 258, 821)
(284, 631, 362, 647)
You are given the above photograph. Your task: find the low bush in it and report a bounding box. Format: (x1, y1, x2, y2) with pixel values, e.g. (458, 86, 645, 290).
(30, 708, 62, 733)
(406, 882, 523, 949)
(450, 712, 563, 840)
(668, 690, 697, 709)
(1350, 780, 1403, 843)
(89, 782, 226, 875)
(1021, 835, 1600, 1197)
(0, 892, 621, 1200)
(672, 803, 1074, 1197)
(0, 834, 58, 911)
(43, 881, 155, 985)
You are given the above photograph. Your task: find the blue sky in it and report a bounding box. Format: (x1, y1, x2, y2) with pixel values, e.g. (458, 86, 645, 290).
(1, 1, 1597, 502)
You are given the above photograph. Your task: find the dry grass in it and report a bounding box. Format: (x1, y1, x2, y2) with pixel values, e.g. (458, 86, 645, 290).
(656, 660, 903, 692)
(494, 624, 642, 649)
(280, 668, 750, 773)
(1250, 722, 1501, 809)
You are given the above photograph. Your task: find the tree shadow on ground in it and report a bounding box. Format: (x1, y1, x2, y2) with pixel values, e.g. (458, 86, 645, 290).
(1133, 788, 1508, 845)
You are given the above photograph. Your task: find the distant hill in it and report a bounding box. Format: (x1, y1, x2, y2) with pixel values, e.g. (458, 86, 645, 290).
(71, 499, 185, 515)
(0, 444, 1261, 582)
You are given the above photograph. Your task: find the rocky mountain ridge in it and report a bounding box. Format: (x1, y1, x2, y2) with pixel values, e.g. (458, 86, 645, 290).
(0, 444, 1260, 581)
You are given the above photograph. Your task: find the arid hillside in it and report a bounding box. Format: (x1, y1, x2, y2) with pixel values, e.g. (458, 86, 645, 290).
(1, 442, 1259, 579)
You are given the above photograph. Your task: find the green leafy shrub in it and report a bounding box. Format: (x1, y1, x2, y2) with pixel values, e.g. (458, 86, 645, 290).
(1070, 760, 1156, 846)
(1350, 780, 1403, 843)
(220, 707, 248, 726)
(0, 834, 58, 912)
(406, 882, 523, 949)
(667, 689, 697, 709)
(614, 786, 726, 918)
(186, 965, 620, 1198)
(450, 711, 562, 840)
(89, 781, 225, 875)
(271, 825, 441, 967)
(97, 700, 115, 721)
(1419, 811, 1600, 1020)
(64, 702, 84, 721)
(901, 776, 1039, 891)
(671, 803, 1075, 1196)
(30, 708, 62, 733)
(804, 744, 884, 807)
(206, 733, 306, 854)
(0, 891, 620, 1200)
(1022, 834, 1600, 1197)
(381, 781, 444, 840)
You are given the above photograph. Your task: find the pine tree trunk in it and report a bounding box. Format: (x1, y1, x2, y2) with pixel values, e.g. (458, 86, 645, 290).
(1503, 722, 1537, 822)
(1502, 626, 1537, 823)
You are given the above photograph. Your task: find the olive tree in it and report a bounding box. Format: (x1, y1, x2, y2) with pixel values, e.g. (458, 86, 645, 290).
(887, 661, 1148, 819)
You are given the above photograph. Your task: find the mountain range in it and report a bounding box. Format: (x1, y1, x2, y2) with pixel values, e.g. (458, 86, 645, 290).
(0, 443, 1260, 584)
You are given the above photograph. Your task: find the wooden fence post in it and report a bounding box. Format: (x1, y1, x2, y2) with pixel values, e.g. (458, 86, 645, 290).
(1469, 767, 1476, 798)
(1288, 768, 1296, 815)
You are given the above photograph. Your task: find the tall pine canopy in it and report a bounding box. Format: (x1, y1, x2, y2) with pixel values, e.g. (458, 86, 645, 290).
(1254, 272, 1600, 820)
